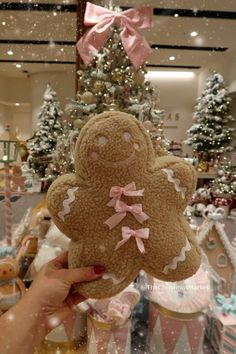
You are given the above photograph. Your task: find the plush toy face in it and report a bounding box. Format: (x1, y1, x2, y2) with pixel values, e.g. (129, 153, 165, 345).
(47, 111, 201, 299)
(0, 259, 19, 281)
(75, 112, 151, 178)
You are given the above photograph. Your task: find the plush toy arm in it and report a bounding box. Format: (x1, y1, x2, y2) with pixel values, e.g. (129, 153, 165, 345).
(47, 174, 80, 240)
(155, 156, 197, 209)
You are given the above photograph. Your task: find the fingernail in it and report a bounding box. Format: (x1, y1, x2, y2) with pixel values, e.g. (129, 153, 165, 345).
(93, 265, 105, 274)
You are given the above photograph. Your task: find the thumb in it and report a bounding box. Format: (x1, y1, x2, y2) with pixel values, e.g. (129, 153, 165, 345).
(56, 265, 105, 285)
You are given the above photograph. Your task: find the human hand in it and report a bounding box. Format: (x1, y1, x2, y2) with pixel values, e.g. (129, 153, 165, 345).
(24, 252, 105, 335)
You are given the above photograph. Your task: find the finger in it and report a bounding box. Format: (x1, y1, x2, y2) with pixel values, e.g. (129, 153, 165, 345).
(56, 265, 105, 285)
(50, 252, 68, 270)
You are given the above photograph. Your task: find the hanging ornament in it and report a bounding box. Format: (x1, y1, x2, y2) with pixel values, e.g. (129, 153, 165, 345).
(133, 70, 145, 85)
(81, 91, 96, 105)
(73, 119, 85, 129)
(111, 68, 124, 84)
(108, 100, 119, 111)
(143, 120, 154, 131)
(94, 80, 105, 93)
(218, 169, 224, 176)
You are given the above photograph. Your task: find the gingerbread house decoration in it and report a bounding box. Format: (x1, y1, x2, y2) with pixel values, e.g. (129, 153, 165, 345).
(196, 208, 236, 296)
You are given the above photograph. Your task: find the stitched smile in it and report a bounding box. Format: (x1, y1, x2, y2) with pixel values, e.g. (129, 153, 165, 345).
(99, 151, 136, 167)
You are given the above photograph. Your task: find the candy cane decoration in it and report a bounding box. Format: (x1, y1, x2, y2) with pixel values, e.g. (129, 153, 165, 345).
(4, 162, 12, 245)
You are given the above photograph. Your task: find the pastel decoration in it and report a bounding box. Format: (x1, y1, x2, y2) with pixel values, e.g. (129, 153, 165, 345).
(148, 266, 211, 354)
(107, 182, 144, 207)
(105, 201, 149, 229)
(115, 226, 149, 254)
(77, 2, 153, 70)
(58, 187, 79, 221)
(163, 239, 191, 275)
(47, 111, 200, 299)
(162, 168, 187, 199)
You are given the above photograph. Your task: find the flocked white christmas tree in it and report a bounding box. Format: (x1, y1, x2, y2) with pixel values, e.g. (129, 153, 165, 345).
(28, 84, 63, 177)
(185, 72, 234, 160)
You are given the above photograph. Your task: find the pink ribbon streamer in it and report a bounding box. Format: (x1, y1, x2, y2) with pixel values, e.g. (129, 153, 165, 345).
(115, 226, 149, 254)
(77, 2, 153, 69)
(105, 201, 149, 229)
(107, 182, 144, 207)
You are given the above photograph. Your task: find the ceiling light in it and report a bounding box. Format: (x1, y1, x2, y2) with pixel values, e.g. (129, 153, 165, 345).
(2, 21, 6, 26)
(60, 48, 64, 52)
(15, 103, 20, 106)
(169, 56, 176, 61)
(146, 71, 195, 80)
(190, 31, 198, 37)
(16, 64, 21, 68)
(174, 13, 179, 17)
(7, 50, 13, 55)
(53, 11, 57, 16)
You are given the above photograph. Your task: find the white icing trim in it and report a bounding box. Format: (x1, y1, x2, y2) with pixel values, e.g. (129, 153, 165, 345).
(163, 239, 191, 275)
(58, 187, 79, 221)
(162, 168, 186, 199)
(102, 273, 125, 285)
(196, 218, 236, 270)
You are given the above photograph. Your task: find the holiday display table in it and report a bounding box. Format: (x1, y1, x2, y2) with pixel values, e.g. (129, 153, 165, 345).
(147, 267, 212, 354)
(87, 313, 131, 354)
(35, 338, 87, 354)
(206, 295, 236, 354)
(86, 285, 140, 354)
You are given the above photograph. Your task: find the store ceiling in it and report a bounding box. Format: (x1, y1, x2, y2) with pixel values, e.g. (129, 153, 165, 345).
(0, 0, 235, 78)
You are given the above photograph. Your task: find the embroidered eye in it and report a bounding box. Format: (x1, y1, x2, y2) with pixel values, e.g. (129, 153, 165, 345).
(123, 132, 131, 141)
(98, 136, 107, 145)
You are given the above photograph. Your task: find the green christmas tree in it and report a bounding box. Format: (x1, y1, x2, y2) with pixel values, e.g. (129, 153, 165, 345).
(28, 84, 63, 177)
(65, 20, 167, 154)
(186, 72, 234, 160)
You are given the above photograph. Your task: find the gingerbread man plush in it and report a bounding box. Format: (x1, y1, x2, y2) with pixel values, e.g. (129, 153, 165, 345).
(47, 111, 201, 299)
(0, 258, 25, 312)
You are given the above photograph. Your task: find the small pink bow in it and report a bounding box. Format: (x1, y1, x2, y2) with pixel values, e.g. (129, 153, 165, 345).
(76, 2, 153, 69)
(105, 201, 149, 229)
(115, 226, 149, 254)
(107, 182, 144, 207)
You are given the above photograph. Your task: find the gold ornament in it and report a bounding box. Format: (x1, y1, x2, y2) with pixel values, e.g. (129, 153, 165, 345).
(108, 101, 119, 111)
(133, 70, 145, 85)
(197, 161, 209, 173)
(111, 68, 124, 84)
(81, 91, 96, 105)
(73, 119, 85, 129)
(143, 120, 154, 131)
(94, 80, 105, 93)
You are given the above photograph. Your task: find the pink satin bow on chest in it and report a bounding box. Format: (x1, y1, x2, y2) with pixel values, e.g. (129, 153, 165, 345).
(115, 226, 149, 254)
(107, 182, 144, 207)
(105, 201, 149, 229)
(76, 2, 153, 69)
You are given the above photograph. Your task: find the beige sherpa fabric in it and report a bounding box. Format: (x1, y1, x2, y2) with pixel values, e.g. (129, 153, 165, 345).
(47, 111, 201, 299)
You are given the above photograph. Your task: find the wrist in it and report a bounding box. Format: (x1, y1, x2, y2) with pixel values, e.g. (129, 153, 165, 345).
(21, 289, 45, 322)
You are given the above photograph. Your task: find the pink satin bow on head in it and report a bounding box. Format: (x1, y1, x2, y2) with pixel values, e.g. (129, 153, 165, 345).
(77, 2, 153, 69)
(105, 201, 149, 229)
(107, 182, 144, 207)
(115, 226, 149, 254)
